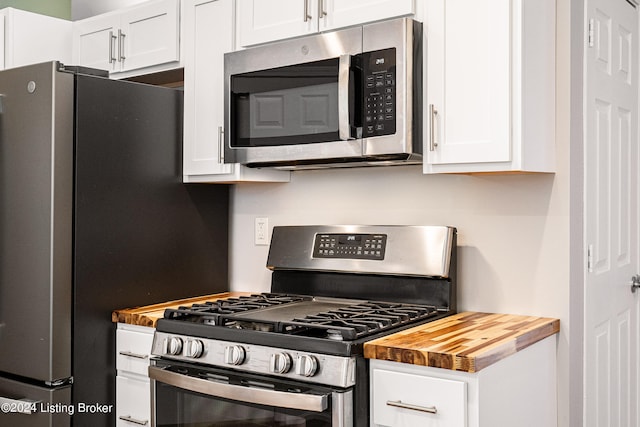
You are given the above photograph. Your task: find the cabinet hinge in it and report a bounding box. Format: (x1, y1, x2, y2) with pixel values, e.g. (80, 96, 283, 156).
(588, 19, 595, 48)
(587, 244, 594, 272)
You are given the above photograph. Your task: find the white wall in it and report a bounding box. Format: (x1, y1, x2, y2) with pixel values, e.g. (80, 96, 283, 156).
(229, 0, 572, 424)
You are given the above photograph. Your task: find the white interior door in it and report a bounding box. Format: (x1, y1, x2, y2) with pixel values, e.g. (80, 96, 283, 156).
(584, 0, 639, 426)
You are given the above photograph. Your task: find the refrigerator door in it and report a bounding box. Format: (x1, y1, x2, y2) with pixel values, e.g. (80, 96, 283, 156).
(0, 375, 71, 427)
(0, 62, 74, 382)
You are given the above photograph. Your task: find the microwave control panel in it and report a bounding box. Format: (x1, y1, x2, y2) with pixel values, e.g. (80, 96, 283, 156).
(362, 48, 396, 138)
(313, 233, 387, 260)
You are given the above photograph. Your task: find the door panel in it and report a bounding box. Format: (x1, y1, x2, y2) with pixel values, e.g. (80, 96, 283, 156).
(0, 62, 73, 382)
(584, 1, 639, 426)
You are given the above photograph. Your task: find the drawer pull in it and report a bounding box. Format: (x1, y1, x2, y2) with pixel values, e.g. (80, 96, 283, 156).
(386, 400, 438, 414)
(119, 415, 149, 425)
(119, 351, 148, 360)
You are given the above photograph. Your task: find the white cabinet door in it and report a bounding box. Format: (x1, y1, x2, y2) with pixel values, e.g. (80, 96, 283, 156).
(425, 0, 511, 166)
(116, 375, 151, 427)
(319, 0, 413, 31)
(421, 0, 555, 173)
(1, 8, 72, 70)
(183, 0, 290, 183)
(120, 0, 180, 72)
(73, 14, 120, 73)
(237, 0, 318, 47)
(183, 0, 234, 176)
(372, 369, 466, 427)
(72, 0, 181, 77)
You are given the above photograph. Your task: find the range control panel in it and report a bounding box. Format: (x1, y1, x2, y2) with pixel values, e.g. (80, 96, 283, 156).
(313, 233, 387, 260)
(362, 48, 396, 138)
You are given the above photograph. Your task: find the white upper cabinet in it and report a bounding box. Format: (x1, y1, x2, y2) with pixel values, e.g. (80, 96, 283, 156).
(237, 0, 414, 47)
(182, 0, 289, 183)
(73, 0, 180, 78)
(420, 0, 556, 173)
(0, 8, 72, 70)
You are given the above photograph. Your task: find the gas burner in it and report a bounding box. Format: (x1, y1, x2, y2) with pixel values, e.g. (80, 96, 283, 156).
(163, 293, 311, 324)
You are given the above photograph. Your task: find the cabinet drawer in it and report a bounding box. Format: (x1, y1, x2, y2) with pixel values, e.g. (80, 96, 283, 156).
(372, 369, 466, 427)
(116, 375, 150, 427)
(116, 328, 154, 376)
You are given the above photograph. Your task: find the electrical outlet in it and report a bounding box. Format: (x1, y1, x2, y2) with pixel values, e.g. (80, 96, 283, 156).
(255, 217, 269, 245)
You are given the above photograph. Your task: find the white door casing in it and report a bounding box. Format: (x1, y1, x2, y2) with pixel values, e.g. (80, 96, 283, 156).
(584, 0, 639, 426)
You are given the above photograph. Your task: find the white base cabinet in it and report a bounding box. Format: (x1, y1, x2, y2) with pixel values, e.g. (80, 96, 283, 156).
(0, 8, 72, 71)
(72, 0, 180, 79)
(370, 335, 557, 427)
(418, 0, 556, 173)
(115, 323, 154, 427)
(182, 0, 289, 183)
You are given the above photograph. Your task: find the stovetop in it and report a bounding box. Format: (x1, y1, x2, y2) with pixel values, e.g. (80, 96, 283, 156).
(162, 293, 441, 341)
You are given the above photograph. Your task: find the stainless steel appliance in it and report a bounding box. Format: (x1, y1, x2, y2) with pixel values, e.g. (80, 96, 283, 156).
(224, 18, 423, 169)
(0, 61, 229, 427)
(150, 225, 456, 427)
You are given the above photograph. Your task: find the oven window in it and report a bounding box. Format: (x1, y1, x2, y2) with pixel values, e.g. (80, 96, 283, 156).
(156, 384, 331, 426)
(230, 58, 343, 148)
(152, 363, 338, 427)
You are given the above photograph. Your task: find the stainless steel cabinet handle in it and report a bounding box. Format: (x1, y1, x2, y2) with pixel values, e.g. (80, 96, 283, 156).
(319, 0, 327, 17)
(149, 366, 328, 412)
(119, 415, 149, 425)
(338, 54, 351, 140)
(118, 351, 148, 360)
(0, 396, 41, 415)
(118, 29, 126, 61)
(218, 126, 225, 163)
(429, 104, 439, 151)
(109, 31, 117, 64)
(303, 0, 312, 22)
(386, 400, 438, 414)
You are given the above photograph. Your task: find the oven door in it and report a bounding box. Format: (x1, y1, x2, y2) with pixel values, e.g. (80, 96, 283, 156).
(149, 359, 352, 427)
(224, 26, 363, 167)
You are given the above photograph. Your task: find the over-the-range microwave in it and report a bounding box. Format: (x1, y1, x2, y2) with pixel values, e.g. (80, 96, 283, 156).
(223, 17, 422, 170)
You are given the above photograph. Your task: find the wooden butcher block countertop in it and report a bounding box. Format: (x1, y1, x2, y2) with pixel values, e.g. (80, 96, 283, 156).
(364, 311, 560, 373)
(112, 292, 252, 328)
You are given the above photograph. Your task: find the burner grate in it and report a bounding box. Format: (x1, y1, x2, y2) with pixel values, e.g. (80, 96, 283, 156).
(163, 293, 311, 325)
(284, 302, 439, 340)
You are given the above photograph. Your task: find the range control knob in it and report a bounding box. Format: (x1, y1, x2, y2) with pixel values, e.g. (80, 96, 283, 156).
(165, 337, 183, 355)
(224, 345, 246, 365)
(296, 355, 319, 377)
(269, 352, 292, 374)
(185, 339, 204, 359)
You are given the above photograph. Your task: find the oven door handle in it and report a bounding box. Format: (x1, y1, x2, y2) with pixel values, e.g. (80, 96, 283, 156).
(148, 366, 328, 412)
(338, 54, 352, 141)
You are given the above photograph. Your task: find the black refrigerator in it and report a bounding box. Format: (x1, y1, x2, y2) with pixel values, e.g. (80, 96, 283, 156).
(0, 61, 229, 427)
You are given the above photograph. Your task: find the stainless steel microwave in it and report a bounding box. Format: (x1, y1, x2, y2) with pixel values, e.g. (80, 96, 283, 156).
(223, 18, 422, 170)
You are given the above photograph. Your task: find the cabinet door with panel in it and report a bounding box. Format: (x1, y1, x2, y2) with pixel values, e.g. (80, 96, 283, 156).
(118, 0, 180, 73)
(183, 0, 289, 183)
(420, 0, 556, 173)
(319, 0, 413, 32)
(73, 14, 121, 73)
(372, 369, 466, 427)
(237, 0, 414, 47)
(115, 324, 154, 427)
(0, 8, 72, 71)
(72, 0, 180, 78)
(237, 0, 318, 47)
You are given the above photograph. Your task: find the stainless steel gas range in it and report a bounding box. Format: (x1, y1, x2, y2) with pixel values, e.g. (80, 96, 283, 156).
(149, 225, 457, 427)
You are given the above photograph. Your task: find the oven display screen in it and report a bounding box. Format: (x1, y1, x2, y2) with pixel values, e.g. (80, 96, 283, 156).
(313, 233, 387, 260)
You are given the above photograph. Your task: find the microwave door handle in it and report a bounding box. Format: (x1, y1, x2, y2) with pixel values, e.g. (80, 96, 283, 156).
(149, 366, 328, 413)
(338, 54, 351, 140)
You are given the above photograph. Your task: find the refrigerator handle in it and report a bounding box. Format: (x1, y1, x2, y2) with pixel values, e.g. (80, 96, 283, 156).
(0, 396, 41, 415)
